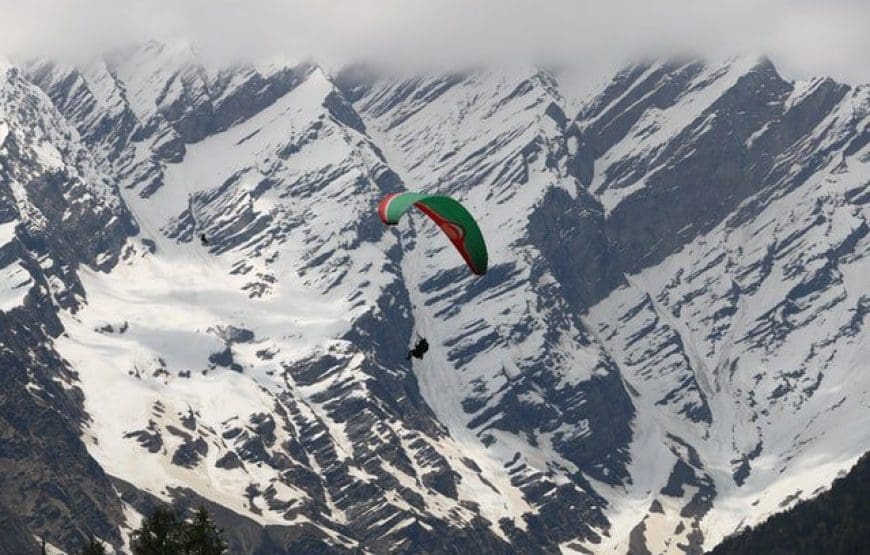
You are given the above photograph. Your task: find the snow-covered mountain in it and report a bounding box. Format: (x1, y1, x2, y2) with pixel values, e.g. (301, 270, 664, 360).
(0, 44, 867, 554)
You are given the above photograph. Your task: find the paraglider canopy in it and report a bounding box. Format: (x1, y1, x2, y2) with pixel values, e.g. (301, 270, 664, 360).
(377, 192, 488, 275)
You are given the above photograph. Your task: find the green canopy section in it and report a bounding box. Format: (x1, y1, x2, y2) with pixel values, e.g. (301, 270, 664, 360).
(377, 192, 488, 275)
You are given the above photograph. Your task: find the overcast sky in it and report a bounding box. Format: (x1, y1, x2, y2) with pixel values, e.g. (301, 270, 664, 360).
(1, 0, 868, 86)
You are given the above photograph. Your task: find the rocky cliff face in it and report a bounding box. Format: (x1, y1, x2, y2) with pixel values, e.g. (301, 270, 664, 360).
(0, 47, 867, 554)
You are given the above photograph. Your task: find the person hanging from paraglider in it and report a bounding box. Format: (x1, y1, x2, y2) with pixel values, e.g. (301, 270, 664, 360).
(377, 191, 487, 363)
(200, 232, 209, 246)
(407, 334, 429, 360)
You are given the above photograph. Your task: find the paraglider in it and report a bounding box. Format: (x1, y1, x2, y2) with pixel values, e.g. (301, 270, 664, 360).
(407, 337, 429, 360)
(379, 191, 487, 363)
(377, 192, 488, 275)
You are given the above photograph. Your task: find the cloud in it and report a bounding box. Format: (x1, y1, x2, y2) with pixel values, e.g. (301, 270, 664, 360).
(1, 0, 868, 84)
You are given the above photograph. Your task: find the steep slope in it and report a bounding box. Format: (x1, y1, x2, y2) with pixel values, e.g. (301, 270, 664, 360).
(0, 61, 136, 552)
(344, 57, 870, 553)
(344, 67, 635, 551)
(579, 60, 869, 554)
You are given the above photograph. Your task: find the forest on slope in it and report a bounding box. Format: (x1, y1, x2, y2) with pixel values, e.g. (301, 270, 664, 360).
(708, 451, 869, 555)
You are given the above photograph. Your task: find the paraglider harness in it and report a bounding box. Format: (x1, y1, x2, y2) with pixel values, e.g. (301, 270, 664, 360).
(407, 335, 429, 360)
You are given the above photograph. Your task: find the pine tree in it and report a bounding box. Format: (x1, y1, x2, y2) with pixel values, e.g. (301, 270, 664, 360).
(130, 507, 185, 555)
(130, 505, 227, 555)
(79, 537, 107, 555)
(181, 506, 227, 555)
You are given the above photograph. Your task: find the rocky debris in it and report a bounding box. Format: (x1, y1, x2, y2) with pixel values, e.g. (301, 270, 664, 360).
(215, 451, 245, 471)
(211, 324, 255, 343)
(124, 421, 164, 454)
(209, 346, 243, 372)
(172, 436, 209, 468)
(180, 409, 198, 431)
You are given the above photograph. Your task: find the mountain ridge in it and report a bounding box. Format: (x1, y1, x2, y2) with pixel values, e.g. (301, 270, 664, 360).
(0, 46, 867, 553)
